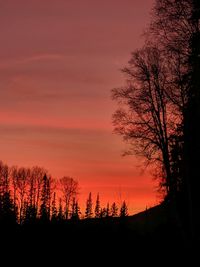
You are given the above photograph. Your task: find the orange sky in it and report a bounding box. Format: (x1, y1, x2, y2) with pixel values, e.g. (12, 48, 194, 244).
(0, 0, 158, 214)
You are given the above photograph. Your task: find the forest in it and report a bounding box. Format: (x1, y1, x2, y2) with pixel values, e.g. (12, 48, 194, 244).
(0, 160, 128, 225)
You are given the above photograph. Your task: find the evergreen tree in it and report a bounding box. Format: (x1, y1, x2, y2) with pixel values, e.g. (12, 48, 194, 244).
(85, 192, 93, 219)
(57, 198, 64, 222)
(111, 202, 118, 217)
(183, 0, 200, 237)
(100, 207, 107, 218)
(71, 197, 76, 219)
(51, 192, 57, 222)
(120, 201, 128, 217)
(95, 193, 101, 218)
(71, 198, 80, 220)
(25, 172, 37, 224)
(106, 202, 110, 218)
(0, 162, 17, 224)
(1, 191, 17, 225)
(24, 203, 37, 224)
(39, 174, 50, 223)
(75, 201, 81, 220)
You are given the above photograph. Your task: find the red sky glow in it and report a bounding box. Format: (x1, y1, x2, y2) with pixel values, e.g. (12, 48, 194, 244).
(0, 0, 158, 214)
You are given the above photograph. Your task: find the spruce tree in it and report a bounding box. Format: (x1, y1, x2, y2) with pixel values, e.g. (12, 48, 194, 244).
(111, 202, 118, 217)
(100, 207, 107, 218)
(51, 192, 57, 222)
(71, 198, 80, 220)
(106, 202, 110, 218)
(85, 192, 93, 219)
(95, 193, 101, 218)
(39, 174, 50, 223)
(120, 201, 128, 217)
(75, 201, 81, 220)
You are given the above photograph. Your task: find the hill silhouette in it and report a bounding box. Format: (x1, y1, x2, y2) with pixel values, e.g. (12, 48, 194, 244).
(0, 203, 193, 265)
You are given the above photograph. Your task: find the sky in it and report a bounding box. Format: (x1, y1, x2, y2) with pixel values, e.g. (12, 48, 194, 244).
(0, 0, 158, 214)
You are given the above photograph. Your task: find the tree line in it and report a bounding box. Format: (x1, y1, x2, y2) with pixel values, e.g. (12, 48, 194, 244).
(0, 160, 128, 225)
(112, 0, 200, 240)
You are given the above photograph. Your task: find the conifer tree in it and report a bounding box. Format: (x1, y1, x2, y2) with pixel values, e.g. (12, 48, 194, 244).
(100, 207, 107, 218)
(120, 201, 128, 217)
(57, 198, 64, 222)
(75, 201, 81, 220)
(111, 202, 118, 217)
(39, 174, 50, 222)
(106, 202, 110, 218)
(71, 197, 80, 220)
(51, 192, 57, 222)
(1, 191, 17, 225)
(85, 192, 93, 219)
(95, 193, 101, 218)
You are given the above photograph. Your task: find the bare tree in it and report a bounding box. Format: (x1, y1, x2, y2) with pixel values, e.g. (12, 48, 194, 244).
(59, 176, 78, 220)
(16, 167, 29, 224)
(31, 166, 47, 216)
(10, 166, 19, 216)
(112, 46, 178, 198)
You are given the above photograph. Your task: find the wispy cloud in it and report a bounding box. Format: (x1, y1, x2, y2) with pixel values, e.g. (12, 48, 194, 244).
(0, 53, 64, 69)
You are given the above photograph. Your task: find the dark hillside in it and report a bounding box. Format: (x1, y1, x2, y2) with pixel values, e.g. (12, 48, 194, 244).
(0, 203, 193, 265)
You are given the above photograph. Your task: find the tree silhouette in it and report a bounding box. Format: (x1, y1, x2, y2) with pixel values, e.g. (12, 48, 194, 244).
(10, 166, 19, 218)
(184, 0, 200, 238)
(95, 193, 101, 218)
(149, 0, 200, 240)
(0, 162, 16, 225)
(106, 203, 110, 218)
(75, 201, 81, 220)
(39, 174, 50, 223)
(57, 198, 64, 222)
(100, 207, 107, 218)
(16, 167, 29, 224)
(112, 46, 180, 200)
(120, 201, 128, 217)
(71, 197, 80, 220)
(51, 192, 57, 222)
(111, 0, 200, 208)
(59, 176, 78, 220)
(111, 202, 118, 217)
(32, 166, 47, 217)
(0, 191, 16, 225)
(85, 192, 93, 219)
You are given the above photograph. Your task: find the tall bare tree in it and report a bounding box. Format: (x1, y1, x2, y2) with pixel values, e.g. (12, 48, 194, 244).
(16, 167, 29, 224)
(59, 176, 78, 220)
(10, 166, 19, 217)
(30, 166, 47, 216)
(112, 46, 178, 198)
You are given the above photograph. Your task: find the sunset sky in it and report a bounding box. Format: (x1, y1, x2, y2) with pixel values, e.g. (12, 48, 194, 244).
(0, 0, 157, 214)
